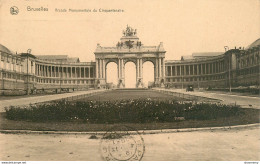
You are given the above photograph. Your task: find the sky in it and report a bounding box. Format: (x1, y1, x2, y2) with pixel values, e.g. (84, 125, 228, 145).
(0, 0, 260, 62)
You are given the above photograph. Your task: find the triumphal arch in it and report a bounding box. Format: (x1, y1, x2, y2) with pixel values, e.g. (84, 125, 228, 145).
(94, 25, 166, 88)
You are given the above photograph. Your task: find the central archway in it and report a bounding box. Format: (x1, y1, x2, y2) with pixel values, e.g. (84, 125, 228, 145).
(143, 61, 154, 88)
(124, 62, 136, 88)
(106, 62, 118, 89)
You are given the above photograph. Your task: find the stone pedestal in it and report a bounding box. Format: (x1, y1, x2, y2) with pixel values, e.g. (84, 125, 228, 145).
(136, 78, 143, 88)
(118, 79, 124, 88)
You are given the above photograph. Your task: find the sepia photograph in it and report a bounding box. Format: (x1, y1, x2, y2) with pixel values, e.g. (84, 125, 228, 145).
(0, 0, 259, 163)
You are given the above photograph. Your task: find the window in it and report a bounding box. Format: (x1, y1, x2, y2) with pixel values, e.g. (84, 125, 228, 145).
(1, 55, 4, 61)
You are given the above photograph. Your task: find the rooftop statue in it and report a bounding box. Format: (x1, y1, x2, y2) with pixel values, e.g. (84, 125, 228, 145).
(123, 25, 137, 36)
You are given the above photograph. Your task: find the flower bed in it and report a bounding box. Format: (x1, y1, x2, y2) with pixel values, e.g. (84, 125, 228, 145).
(5, 99, 245, 123)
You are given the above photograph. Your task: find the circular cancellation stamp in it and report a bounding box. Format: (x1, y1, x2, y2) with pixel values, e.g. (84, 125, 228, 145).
(100, 125, 145, 161)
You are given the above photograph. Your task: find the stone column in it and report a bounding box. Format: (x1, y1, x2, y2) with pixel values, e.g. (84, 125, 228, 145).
(63, 67, 65, 78)
(78, 67, 80, 78)
(35, 64, 37, 76)
(204, 64, 207, 74)
(46, 66, 48, 77)
(58, 66, 60, 78)
(45, 66, 47, 77)
(35, 64, 37, 75)
(99, 59, 102, 78)
(34, 64, 36, 75)
(41, 65, 43, 76)
(77, 67, 79, 78)
(47, 66, 50, 77)
(215, 62, 217, 73)
(43, 66, 46, 77)
(218, 61, 220, 73)
(88, 67, 90, 78)
(155, 58, 158, 79)
(216, 62, 218, 73)
(162, 58, 165, 78)
(67, 67, 69, 78)
(166, 65, 168, 76)
(184, 65, 186, 76)
(137, 58, 139, 78)
(48, 66, 49, 77)
(211, 63, 213, 74)
(50, 66, 52, 77)
(65, 67, 68, 78)
(158, 58, 161, 78)
(83, 67, 85, 78)
(117, 59, 120, 79)
(96, 59, 99, 79)
(102, 60, 105, 79)
(122, 59, 125, 79)
(140, 58, 143, 79)
(70, 67, 72, 78)
(45, 65, 47, 77)
(72, 67, 74, 78)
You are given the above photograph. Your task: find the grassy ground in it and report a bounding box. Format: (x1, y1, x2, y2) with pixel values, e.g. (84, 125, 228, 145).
(75, 89, 185, 102)
(1, 89, 259, 131)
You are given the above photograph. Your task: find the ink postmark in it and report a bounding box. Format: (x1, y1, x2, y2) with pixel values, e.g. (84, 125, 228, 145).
(100, 125, 145, 161)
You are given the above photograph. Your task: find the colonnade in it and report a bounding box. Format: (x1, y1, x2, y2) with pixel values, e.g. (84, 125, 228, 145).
(166, 60, 225, 77)
(35, 64, 94, 78)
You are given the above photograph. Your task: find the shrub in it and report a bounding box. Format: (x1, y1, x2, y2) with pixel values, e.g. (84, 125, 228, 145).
(5, 99, 244, 123)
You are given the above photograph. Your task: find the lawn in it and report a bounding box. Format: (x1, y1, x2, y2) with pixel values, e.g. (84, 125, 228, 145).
(1, 89, 259, 131)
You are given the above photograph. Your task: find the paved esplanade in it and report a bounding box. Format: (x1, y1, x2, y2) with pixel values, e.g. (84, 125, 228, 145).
(0, 89, 105, 112)
(0, 126, 259, 161)
(154, 88, 260, 109)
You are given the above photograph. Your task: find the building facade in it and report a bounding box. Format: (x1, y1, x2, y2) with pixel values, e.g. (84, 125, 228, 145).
(0, 27, 259, 95)
(95, 25, 166, 88)
(165, 39, 260, 89)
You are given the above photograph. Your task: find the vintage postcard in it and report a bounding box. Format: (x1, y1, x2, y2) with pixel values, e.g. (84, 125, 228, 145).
(0, 0, 259, 163)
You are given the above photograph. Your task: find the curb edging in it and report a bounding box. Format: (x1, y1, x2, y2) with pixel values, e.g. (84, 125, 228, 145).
(0, 123, 259, 135)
